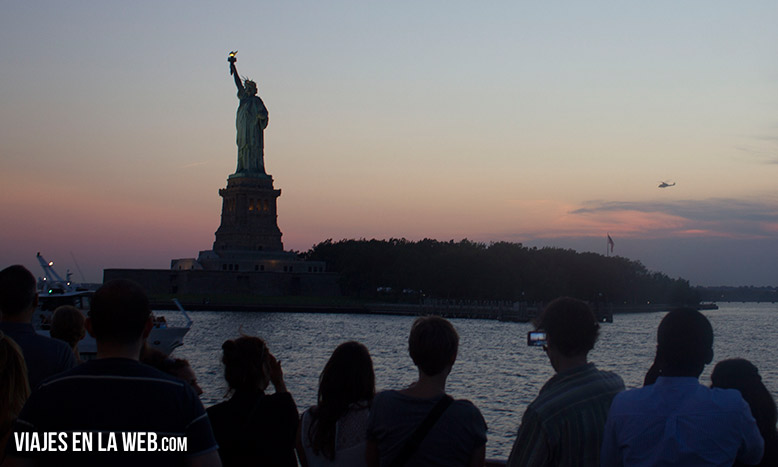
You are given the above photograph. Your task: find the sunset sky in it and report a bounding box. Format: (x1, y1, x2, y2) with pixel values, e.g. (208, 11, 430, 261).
(2, 1, 777, 286)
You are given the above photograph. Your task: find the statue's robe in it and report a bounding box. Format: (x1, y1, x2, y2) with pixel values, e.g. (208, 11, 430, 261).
(236, 89, 269, 174)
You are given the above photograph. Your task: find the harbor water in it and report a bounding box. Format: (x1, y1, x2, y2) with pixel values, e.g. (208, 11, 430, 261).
(171, 302, 778, 459)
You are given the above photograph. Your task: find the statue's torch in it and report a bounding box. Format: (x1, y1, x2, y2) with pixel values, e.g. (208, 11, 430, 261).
(228, 51, 237, 74)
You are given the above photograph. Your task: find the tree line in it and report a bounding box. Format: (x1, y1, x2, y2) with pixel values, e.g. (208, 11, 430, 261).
(695, 286, 777, 303)
(304, 238, 700, 305)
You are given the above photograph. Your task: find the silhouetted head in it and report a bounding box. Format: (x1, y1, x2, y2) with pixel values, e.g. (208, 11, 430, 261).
(655, 308, 713, 377)
(318, 341, 374, 408)
(0, 331, 30, 428)
(244, 79, 257, 95)
(711, 358, 777, 439)
(88, 279, 151, 345)
(50, 305, 86, 348)
(536, 297, 599, 358)
(311, 341, 375, 460)
(711, 358, 760, 389)
(408, 315, 459, 377)
(0, 265, 37, 317)
(221, 335, 270, 393)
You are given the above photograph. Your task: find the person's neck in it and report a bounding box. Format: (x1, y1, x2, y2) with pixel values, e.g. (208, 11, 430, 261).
(554, 354, 589, 373)
(660, 368, 702, 379)
(402, 369, 449, 398)
(96, 340, 143, 360)
(1, 309, 34, 324)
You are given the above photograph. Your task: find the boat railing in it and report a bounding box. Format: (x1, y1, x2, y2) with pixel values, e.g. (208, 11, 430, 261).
(172, 298, 193, 328)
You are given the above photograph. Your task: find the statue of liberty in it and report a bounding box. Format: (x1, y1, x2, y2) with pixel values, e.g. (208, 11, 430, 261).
(228, 52, 268, 175)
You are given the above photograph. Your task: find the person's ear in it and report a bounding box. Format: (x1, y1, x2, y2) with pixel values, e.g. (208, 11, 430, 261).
(704, 347, 713, 365)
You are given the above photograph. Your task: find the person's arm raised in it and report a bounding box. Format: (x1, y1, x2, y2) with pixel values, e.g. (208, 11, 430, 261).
(267, 352, 287, 393)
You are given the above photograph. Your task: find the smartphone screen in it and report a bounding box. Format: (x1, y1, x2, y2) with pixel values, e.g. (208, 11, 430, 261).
(527, 330, 547, 347)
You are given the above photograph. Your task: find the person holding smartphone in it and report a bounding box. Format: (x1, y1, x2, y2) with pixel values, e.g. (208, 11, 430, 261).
(507, 297, 624, 467)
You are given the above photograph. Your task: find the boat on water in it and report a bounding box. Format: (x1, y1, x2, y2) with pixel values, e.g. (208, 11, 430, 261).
(33, 253, 192, 356)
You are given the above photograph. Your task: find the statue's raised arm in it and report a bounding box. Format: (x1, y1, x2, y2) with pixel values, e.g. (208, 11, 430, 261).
(228, 51, 244, 93)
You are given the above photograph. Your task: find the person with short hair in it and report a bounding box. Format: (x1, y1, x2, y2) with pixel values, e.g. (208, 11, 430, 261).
(601, 308, 764, 466)
(49, 305, 86, 362)
(0, 265, 76, 388)
(207, 335, 299, 466)
(366, 316, 487, 467)
(507, 297, 624, 467)
(5, 279, 221, 466)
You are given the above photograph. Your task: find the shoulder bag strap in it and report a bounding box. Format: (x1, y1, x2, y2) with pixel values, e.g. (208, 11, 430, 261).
(389, 394, 454, 467)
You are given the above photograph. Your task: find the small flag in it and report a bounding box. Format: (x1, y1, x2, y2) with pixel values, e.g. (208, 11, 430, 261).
(607, 234, 615, 253)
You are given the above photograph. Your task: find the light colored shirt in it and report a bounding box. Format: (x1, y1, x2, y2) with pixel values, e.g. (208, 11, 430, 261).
(300, 402, 369, 467)
(507, 363, 625, 467)
(601, 376, 764, 466)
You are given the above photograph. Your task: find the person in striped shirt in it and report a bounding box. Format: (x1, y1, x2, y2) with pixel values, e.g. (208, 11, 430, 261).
(507, 297, 624, 467)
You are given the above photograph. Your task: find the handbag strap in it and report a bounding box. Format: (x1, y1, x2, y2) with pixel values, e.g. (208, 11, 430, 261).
(390, 394, 454, 467)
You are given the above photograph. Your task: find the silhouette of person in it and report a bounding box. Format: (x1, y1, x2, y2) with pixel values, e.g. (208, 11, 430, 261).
(366, 316, 487, 467)
(712, 358, 778, 467)
(0, 265, 76, 388)
(507, 297, 624, 467)
(208, 335, 298, 466)
(298, 341, 375, 466)
(602, 308, 763, 466)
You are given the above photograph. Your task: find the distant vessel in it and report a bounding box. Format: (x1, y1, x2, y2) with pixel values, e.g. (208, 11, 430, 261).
(34, 253, 192, 356)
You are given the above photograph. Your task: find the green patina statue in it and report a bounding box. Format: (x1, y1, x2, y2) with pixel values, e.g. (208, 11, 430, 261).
(228, 52, 269, 175)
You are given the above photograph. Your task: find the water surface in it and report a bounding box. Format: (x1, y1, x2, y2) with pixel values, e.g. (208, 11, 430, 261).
(171, 303, 778, 459)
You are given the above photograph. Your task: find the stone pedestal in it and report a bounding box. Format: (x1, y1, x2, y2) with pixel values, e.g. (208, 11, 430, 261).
(213, 173, 283, 252)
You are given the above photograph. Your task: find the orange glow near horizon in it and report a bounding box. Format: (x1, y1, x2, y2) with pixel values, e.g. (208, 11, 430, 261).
(2, 2, 777, 286)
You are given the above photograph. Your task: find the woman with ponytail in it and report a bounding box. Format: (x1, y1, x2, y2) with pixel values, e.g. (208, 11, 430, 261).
(207, 335, 298, 466)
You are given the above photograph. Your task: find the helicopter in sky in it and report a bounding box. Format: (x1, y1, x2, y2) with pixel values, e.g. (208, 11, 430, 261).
(658, 181, 676, 188)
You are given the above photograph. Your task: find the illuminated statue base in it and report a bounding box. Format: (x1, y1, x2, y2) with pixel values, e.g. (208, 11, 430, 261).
(212, 173, 283, 253)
